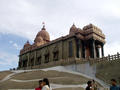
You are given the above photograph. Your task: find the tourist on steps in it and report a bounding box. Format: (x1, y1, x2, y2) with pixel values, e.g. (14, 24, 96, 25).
(42, 78, 52, 90)
(35, 80, 43, 90)
(110, 79, 119, 90)
(92, 79, 98, 90)
(118, 78, 120, 90)
(86, 81, 93, 90)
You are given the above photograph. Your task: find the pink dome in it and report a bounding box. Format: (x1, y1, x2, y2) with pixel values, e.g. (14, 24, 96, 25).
(36, 26, 50, 42)
(34, 36, 43, 43)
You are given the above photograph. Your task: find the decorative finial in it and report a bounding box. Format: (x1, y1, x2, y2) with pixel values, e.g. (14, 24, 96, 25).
(27, 40, 29, 43)
(72, 22, 75, 26)
(42, 22, 45, 28)
(42, 22, 46, 30)
(73, 22, 75, 25)
(71, 22, 76, 27)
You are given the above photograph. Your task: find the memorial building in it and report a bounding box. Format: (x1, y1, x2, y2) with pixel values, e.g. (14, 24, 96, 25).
(18, 23, 105, 69)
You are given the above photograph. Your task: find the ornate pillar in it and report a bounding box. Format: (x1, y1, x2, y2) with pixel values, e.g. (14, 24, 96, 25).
(91, 40, 96, 58)
(76, 39, 82, 58)
(82, 41, 85, 58)
(34, 51, 37, 66)
(96, 46, 100, 58)
(18, 61, 21, 68)
(18, 57, 21, 68)
(101, 44, 104, 57)
(79, 40, 82, 58)
(27, 53, 30, 67)
(98, 48, 100, 58)
(21, 60, 23, 68)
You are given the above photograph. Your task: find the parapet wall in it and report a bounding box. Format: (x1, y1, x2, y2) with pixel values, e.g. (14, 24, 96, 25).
(18, 52, 120, 70)
(88, 52, 120, 65)
(18, 57, 88, 70)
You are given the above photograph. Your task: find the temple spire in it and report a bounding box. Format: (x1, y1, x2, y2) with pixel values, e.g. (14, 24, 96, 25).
(71, 23, 76, 28)
(42, 22, 45, 30)
(26, 40, 29, 44)
(73, 22, 75, 26)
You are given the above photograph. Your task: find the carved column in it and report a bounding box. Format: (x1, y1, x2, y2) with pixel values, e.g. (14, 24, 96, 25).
(18, 61, 21, 68)
(27, 53, 30, 67)
(98, 48, 100, 58)
(34, 51, 37, 66)
(82, 41, 85, 58)
(21, 60, 23, 68)
(96, 47, 100, 58)
(76, 39, 82, 58)
(79, 40, 82, 58)
(18, 57, 21, 68)
(91, 40, 96, 58)
(101, 44, 104, 57)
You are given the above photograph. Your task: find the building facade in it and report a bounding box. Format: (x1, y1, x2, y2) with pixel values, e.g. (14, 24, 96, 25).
(18, 24, 105, 69)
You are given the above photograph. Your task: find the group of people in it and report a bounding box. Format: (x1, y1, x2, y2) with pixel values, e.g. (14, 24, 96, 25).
(35, 78, 52, 90)
(35, 78, 120, 90)
(86, 79, 120, 90)
(86, 80, 98, 90)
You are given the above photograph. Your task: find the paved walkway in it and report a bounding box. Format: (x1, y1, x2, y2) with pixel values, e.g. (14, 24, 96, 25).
(10, 78, 87, 89)
(10, 77, 67, 82)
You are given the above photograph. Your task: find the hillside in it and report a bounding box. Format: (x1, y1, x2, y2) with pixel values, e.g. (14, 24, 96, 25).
(0, 68, 88, 90)
(0, 71, 13, 80)
(0, 66, 104, 90)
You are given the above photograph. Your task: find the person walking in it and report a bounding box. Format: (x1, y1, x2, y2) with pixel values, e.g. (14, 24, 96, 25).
(110, 79, 119, 90)
(86, 81, 93, 90)
(118, 78, 120, 90)
(42, 78, 52, 90)
(92, 79, 98, 90)
(35, 80, 43, 90)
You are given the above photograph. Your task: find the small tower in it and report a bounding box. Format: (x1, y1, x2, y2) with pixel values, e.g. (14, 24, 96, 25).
(69, 23, 78, 34)
(34, 22, 50, 46)
(23, 40, 31, 49)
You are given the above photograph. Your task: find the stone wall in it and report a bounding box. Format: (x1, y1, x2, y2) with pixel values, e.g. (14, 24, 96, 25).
(18, 36, 77, 69)
(18, 57, 88, 70)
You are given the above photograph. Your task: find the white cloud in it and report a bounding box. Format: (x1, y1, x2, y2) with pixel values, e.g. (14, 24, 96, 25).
(101, 0, 120, 18)
(13, 43, 21, 50)
(104, 42, 120, 56)
(9, 40, 22, 50)
(9, 40, 13, 44)
(0, 51, 18, 67)
(0, 0, 120, 56)
(0, 0, 108, 40)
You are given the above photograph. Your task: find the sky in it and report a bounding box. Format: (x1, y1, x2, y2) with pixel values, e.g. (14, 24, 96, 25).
(0, 0, 120, 71)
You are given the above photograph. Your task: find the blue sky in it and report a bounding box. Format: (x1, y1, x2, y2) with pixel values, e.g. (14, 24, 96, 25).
(0, 0, 120, 71)
(0, 33, 30, 71)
